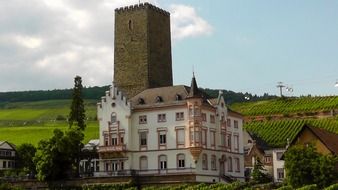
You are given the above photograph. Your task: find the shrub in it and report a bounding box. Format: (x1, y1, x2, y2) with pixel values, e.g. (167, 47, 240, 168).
(296, 184, 318, 190)
(324, 183, 338, 190)
(275, 186, 293, 190)
(55, 115, 66, 121)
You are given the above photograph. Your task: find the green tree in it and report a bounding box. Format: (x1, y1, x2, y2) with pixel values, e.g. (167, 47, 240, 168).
(16, 143, 36, 175)
(68, 75, 86, 130)
(34, 76, 86, 181)
(34, 129, 84, 181)
(284, 144, 338, 188)
(251, 157, 271, 184)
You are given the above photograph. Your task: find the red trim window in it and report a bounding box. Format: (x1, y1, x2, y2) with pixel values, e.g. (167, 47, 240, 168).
(139, 115, 147, 124)
(111, 133, 118, 146)
(104, 134, 109, 146)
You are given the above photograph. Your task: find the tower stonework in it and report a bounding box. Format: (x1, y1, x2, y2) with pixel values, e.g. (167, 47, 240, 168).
(114, 3, 173, 98)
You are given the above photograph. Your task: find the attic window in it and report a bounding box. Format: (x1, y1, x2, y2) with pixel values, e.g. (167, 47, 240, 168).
(175, 94, 182, 101)
(138, 98, 145, 105)
(156, 96, 163, 103)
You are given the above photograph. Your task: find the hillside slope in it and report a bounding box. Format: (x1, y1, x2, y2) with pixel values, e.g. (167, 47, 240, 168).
(231, 96, 338, 117)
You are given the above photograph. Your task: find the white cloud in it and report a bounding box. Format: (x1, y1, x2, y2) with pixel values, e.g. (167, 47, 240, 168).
(14, 35, 42, 49)
(0, 0, 211, 91)
(170, 4, 213, 41)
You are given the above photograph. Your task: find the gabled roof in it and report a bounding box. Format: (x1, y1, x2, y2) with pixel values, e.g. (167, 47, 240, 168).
(0, 141, 16, 150)
(291, 125, 338, 154)
(247, 132, 271, 151)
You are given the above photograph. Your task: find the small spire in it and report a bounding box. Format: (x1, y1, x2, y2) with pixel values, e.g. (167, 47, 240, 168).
(188, 73, 202, 98)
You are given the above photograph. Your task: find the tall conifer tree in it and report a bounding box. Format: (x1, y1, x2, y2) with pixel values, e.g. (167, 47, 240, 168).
(69, 76, 86, 130)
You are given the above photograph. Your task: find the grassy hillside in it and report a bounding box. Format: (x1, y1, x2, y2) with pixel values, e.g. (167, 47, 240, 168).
(231, 96, 338, 116)
(244, 117, 338, 148)
(0, 122, 99, 146)
(0, 99, 97, 125)
(0, 99, 99, 146)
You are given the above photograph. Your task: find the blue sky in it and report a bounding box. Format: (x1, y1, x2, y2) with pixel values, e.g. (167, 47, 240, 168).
(0, 0, 337, 96)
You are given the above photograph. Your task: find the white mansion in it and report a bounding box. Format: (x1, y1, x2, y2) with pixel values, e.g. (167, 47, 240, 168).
(96, 76, 245, 183)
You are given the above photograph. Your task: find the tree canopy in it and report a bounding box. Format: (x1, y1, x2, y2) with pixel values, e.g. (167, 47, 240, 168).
(284, 144, 338, 188)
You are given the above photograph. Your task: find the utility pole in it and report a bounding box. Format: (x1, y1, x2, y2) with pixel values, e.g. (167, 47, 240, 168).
(276, 82, 285, 97)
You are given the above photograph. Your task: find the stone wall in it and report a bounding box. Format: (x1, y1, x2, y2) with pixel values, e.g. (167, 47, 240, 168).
(113, 3, 173, 98)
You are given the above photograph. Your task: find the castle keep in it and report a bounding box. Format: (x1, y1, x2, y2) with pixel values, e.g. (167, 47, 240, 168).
(114, 3, 173, 98)
(91, 3, 245, 184)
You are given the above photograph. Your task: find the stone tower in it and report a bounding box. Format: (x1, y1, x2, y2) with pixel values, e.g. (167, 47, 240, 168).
(113, 3, 173, 98)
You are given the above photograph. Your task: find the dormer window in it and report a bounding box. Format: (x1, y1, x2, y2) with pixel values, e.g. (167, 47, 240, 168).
(175, 94, 182, 101)
(156, 96, 163, 103)
(138, 98, 145, 105)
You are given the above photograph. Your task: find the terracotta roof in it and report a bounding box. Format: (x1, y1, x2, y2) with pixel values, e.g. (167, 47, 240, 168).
(306, 125, 338, 154)
(131, 85, 190, 108)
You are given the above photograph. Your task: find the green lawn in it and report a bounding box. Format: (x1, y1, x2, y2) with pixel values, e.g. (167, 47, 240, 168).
(0, 121, 99, 146)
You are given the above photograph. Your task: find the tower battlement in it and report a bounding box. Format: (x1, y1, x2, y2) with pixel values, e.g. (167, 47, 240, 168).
(115, 3, 170, 16)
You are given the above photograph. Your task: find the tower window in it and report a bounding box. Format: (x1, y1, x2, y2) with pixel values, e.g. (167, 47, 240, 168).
(128, 20, 133, 30)
(156, 96, 163, 103)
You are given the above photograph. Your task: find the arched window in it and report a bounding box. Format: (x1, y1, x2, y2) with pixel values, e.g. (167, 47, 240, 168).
(202, 154, 208, 170)
(111, 112, 117, 123)
(177, 154, 185, 168)
(159, 155, 167, 170)
(211, 155, 216, 170)
(140, 156, 148, 170)
(228, 157, 233, 172)
(128, 20, 133, 30)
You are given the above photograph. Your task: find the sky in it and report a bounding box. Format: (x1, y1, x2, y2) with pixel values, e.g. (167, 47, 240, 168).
(0, 0, 337, 96)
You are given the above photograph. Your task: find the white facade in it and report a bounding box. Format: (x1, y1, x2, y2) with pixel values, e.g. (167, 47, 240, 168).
(272, 149, 285, 183)
(0, 141, 16, 170)
(95, 81, 245, 183)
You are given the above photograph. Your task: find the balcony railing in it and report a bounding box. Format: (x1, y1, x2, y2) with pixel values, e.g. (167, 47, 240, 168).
(98, 145, 126, 153)
(92, 168, 196, 177)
